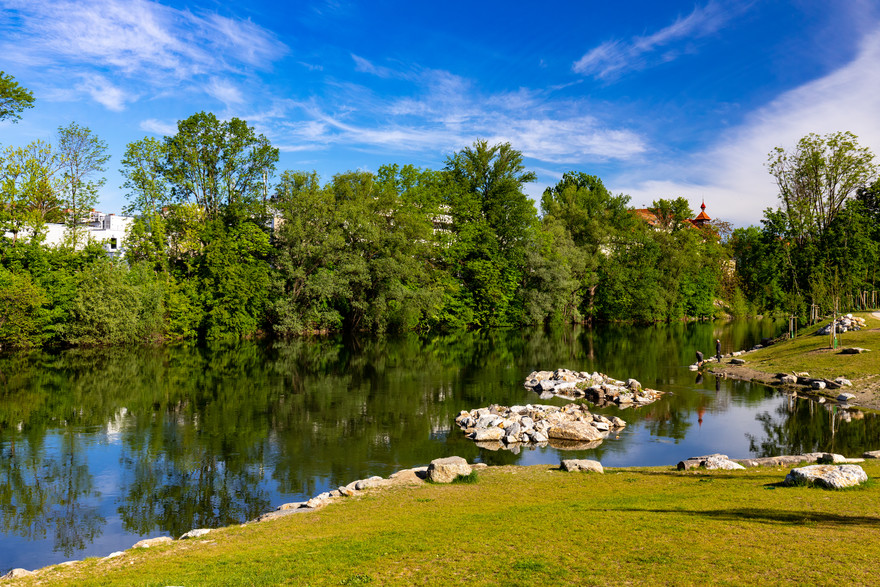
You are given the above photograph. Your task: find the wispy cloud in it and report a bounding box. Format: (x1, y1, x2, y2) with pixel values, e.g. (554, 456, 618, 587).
(0, 0, 287, 109)
(351, 54, 401, 79)
(82, 74, 132, 111)
(573, 2, 728, 79)
(206, 78, 245, 107)
(615, 24, 880, 227)
(139, 118, 178, 136)
(276, 66, 646, 164)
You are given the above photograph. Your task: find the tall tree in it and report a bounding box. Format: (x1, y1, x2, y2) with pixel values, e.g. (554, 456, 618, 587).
(0, 141, 63, 244)
(444, 140, 538, 326)
(163, 112, 278, 220)
(56, 123, 110, 248)
(0, 71, 35, 123)
(767, 131, 876, 241)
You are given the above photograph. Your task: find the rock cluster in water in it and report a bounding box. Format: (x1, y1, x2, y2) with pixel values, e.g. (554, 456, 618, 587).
(816, 313, 866, 335)
(523, 368, 663, 407)
(455, 403, 626, 452)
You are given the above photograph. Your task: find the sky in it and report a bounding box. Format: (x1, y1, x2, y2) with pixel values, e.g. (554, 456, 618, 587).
(1, 0, 879, 227)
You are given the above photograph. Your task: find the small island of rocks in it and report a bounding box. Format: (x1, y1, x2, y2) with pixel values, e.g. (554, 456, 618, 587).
(524, 368, 663, 407)
(455, 403, 626, 452)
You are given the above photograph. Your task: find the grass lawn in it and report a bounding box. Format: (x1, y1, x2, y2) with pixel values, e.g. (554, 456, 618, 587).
(21, 461, 880, 586)
(738, 311, 880, 381)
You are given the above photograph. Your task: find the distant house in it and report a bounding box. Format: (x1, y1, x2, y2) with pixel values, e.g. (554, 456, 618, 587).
(632, 200, 712, 230)
(4, 210, 134, 257)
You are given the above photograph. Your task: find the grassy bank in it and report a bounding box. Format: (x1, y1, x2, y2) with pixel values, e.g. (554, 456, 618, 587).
(710, 311, 880, 408)
(16, 461, 880, 586)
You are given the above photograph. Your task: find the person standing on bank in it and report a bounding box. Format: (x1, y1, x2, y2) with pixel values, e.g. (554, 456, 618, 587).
(716, 339, 722, 362)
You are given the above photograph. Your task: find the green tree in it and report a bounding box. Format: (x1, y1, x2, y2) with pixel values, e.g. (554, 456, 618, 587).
(0, 141, 63, 245)
(648, 197, 694, 231)
(443, 140, 538, 326)
(767, 131, 876, 242)
(56, 123, 110, 249)
(0, 266, 50, 348)
(0, 71, 35, 123)
(164, 112, 278, 221)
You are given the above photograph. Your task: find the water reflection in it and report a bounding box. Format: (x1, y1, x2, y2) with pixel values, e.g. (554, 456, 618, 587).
(1, 320, 879, 572)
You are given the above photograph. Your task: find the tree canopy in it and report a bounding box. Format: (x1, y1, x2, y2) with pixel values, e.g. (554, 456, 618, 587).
(0, 71, 35, 123)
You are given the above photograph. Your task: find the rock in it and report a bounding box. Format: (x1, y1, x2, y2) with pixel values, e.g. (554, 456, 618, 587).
(547, 422, 605, 442)
(611, 417, 627, 428)
(626, 378, 642, 391)
(104, 551, 125, 559)
(730, 358, 746, 365)
(427, 456, 472, 483)
(840, 347, 870, 354)
(133, 536, 173, 548)
(532, 431, 549, 443)
(593, 421, 610, 432)
(180, 528, 211, 540)
(784, 464, 868, 489)
(677, 454, 744, 471)
(2, 569, 33, 580)
(780, 374, 798, 385)
(560, 459, 604, 473)
(306, 497, 330, 508)
(862, 450, 880, 459)
(811, 380, 826, 390)
(704, 455, 746, 470)
(355, 476, 385, 490)
(472, 427, 504, 441)
(838, 393, 856, 402)
(835, 378, 853, 387)
(472, 463, 489, 470)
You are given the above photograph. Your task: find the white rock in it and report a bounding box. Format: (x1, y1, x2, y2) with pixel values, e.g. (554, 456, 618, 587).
(427, 456, 472, 483)
(133, 536, 173, 548)
(2, 569, 33, 579)
(180, 529, 211, 539)
(838, 392, 855, 402)
(784, 464, 868, 489)
(560, 459, 604, 473)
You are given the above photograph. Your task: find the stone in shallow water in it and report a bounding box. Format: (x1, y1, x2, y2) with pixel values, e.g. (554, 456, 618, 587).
(547, 422, 604, 442)
(784, 464, 868, 489)
(837, 392, 855, 402)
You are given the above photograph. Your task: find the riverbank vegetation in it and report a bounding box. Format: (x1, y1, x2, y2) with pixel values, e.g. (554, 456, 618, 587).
(1, 77, 879, 349)
(18, 461, 880, 586)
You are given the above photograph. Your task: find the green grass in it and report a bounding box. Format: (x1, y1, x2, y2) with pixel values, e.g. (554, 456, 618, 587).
(730, 312, 880, 381)
(23, 461, 880, 586)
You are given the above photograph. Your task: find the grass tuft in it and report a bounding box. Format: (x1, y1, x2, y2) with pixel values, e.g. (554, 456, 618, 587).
(340, 574, 373, 585)
(451, 471, 479, 484)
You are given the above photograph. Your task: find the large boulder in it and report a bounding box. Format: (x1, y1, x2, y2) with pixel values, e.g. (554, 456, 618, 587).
(472, 427, 504, 442)
(784, 464, 868, 489)
(560, 459, 604, 473)
(547, 422, 605, 442)
(427, 456, 472, 483)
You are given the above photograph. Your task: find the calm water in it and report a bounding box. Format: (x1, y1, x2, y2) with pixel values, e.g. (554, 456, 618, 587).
(2, 320, 879, 572)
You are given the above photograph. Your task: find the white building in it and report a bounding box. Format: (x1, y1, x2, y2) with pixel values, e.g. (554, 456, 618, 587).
(5, 210, 134, 257)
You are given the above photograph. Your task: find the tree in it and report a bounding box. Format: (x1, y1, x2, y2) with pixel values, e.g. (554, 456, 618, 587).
(120, 136, 168, 216)
(56, 123, 110, 248)
(0, 141, 63, 244)
(767, 131, 876, 241)
(0, 71, 35, 123)
(163, 112, 278, 220)
(443, 140, 538, 326)
(648, 197, 693, 231)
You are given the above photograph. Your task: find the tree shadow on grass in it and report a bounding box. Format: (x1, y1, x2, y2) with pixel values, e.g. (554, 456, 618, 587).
(595, 507, 880, 527)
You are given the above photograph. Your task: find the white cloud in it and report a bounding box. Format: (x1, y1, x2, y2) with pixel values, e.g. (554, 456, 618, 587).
(206, 78, 245, 106)
(573, 2, 728, 79)
(139, 118, 178, 136)
(615, 25, 880, 227)
(83, 74, 131, 111)
(0, 0, 287, 109)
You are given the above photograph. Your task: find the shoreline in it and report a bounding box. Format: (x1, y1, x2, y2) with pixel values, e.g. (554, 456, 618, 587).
(7, 453, 880, 584)
(707, 311, 880, 412)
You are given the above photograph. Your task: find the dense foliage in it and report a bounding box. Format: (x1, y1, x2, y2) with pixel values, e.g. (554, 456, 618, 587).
(3, 96, 876, 349)
(731, 133, 879, 320)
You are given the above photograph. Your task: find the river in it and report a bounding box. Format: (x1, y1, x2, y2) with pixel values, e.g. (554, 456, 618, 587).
(2, 319, 879, 573)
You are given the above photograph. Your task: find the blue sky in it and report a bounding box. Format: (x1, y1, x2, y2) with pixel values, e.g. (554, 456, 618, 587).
(1, 0, 879, 226)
